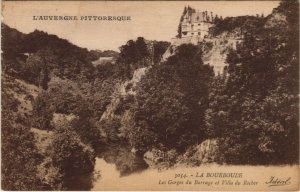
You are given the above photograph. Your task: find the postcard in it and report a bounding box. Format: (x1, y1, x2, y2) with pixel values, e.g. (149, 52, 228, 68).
(1, 0, 299, 191)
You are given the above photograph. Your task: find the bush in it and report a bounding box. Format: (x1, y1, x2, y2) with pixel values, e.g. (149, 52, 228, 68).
(49, 123, 96, 190)
(2, 113, 44, 190)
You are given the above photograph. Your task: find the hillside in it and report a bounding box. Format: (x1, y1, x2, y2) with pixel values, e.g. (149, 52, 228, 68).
(2, 23, 171, 190)
(97, 0, 298, 166)
(2, 24, 104, 87)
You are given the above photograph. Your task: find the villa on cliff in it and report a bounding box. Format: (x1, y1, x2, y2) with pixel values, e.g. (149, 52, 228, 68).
(164, 6, 243, 74)
(181, 10, 214, 38)
(171, 8, 216, 46)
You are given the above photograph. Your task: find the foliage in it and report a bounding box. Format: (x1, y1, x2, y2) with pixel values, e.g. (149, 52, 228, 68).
(129, 44, 213, 153)
(31, 75, 121, 130)
(31, 92, 54, 130)
(98, 117, 122, 142)
(101, 144, 149, 176)
(153, 41, 170, 64)
(1, 78, 21, 114)
(48, 122, 96, 190)
(89, 49, 119, 61)
(119, 37, 150, 65)
(210, 16, 265, 37)
(71, 111, 103, 149)
(118, 37, 169, 78)
(1, 112, 45, 190)
(2, 24, 96, 87)
(205, 0, 299, 164)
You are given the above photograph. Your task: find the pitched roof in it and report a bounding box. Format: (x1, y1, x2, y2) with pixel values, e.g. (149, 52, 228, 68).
(184, 11, 212, 23)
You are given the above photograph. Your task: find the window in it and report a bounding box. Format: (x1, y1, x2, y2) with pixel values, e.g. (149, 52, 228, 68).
(198, 32, 201, 35)
(191, 33, 194, 35)
(198, 24, 200, 26)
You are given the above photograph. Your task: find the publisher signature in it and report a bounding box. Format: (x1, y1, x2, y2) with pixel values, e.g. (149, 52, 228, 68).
(265, 176, 291, 187)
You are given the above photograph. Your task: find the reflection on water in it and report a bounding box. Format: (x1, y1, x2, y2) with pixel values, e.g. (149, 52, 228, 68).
(64, 173, 94, 191)
(93, 157, 153, 190)
(100, 144, 149, 177)
(92, 144, 150, 190)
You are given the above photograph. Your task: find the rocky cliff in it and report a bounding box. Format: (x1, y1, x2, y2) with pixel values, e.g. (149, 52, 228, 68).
(163, 16, 264, 75)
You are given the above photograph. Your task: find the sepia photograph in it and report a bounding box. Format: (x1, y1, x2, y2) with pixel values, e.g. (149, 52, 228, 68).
(1, 0, 299, 191)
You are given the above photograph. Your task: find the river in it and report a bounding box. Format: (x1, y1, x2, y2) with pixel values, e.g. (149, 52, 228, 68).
(92, 158, 120, 189)
(92, 144, 150, 190)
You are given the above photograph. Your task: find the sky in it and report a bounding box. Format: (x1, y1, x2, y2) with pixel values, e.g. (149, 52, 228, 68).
(2, 1, 280, 51)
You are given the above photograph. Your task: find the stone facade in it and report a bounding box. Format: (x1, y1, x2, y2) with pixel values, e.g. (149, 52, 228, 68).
(171, 36, 202, 46)
(181, 10, 214, 40)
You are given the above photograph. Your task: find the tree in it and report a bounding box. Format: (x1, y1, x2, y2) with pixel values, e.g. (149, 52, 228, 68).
(136, 37, 150, 60)
(118, 37, 151, 78)
(70, 105, 103, 149)
(153, 41, 170, 64)
(2, 112, 44, 190)
(32, 92, 54, 130)
(129, 44, 213, 154)
(205, 0, 299, 164)
(49, 123, 96, 190)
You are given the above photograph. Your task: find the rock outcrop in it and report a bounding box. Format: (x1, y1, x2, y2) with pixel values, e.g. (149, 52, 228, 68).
(176, 139, 218, 167)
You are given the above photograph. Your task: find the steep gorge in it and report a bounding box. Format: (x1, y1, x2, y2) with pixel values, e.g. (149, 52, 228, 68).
(2, 1, 298, 189)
